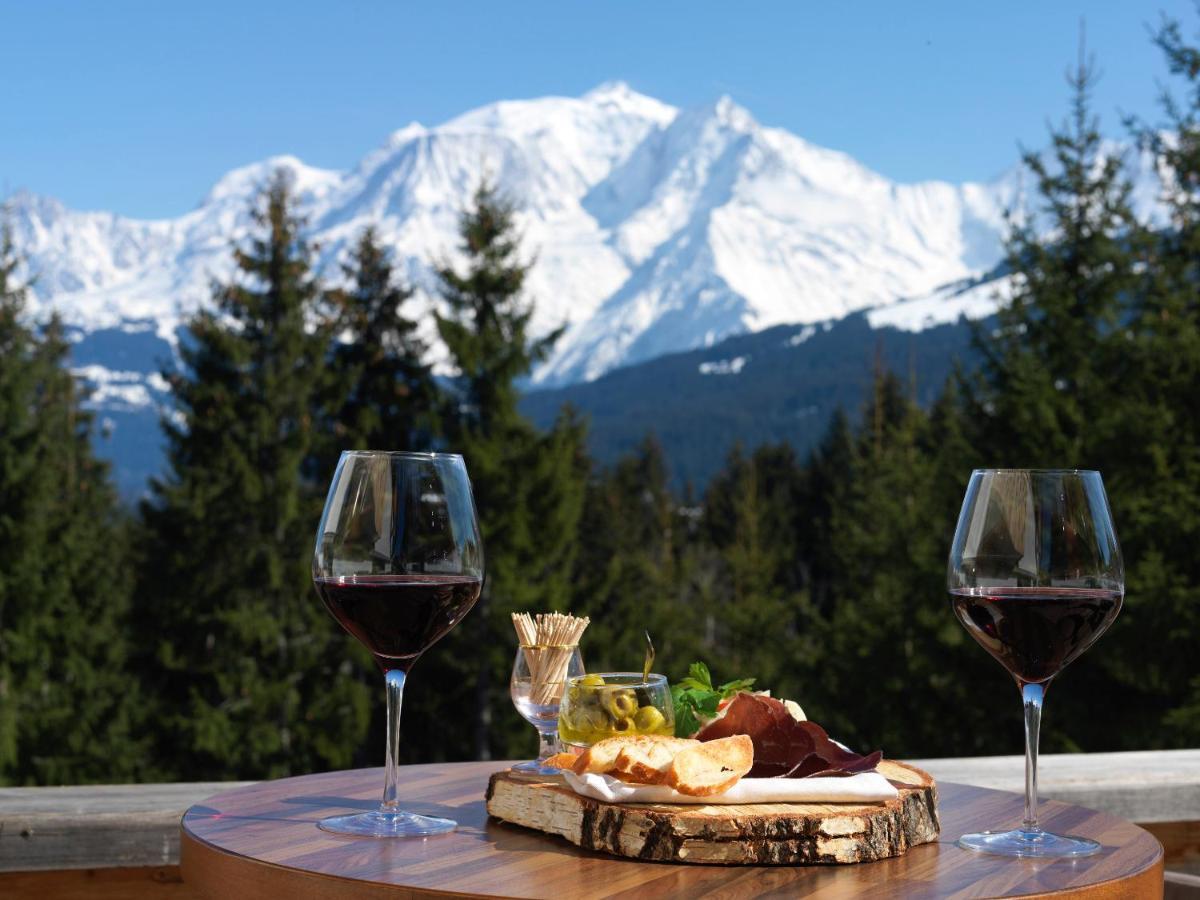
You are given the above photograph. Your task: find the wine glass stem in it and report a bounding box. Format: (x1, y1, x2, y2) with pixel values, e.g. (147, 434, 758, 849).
(536, 728, 559, 762)
(382, 668, 407, 813)
(1021, 681, 1044, 833)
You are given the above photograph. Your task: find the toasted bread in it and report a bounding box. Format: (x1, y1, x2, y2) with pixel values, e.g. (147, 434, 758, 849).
(571, 736, 634, 775)
(666, 734, 754, 797)
(542, 752, 578, 770)
(611, 736, 700, 784)
(571, 734, 696, 779)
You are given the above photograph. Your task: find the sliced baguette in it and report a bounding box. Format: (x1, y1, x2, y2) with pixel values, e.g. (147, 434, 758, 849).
(666, 734, 754, 797)
(571, 736, 629, 775)
(542, 752, 578, 770)
(611, 736, 699, 784)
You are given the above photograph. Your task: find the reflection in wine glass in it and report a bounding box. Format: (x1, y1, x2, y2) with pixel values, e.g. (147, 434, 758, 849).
(313, 451, 483, 837)
(948, 469, 1123, 858)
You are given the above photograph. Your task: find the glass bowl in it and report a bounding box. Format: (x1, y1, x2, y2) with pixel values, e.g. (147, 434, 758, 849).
(558, 672, 674, 748)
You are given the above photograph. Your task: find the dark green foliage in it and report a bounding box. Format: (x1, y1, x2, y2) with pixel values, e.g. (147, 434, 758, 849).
(572, 436, 710, 677)
(137, 173, 370, 780)
(402, 182, 587, 763)
(325, 226, 438, 457)
(0, 222, 144, 785)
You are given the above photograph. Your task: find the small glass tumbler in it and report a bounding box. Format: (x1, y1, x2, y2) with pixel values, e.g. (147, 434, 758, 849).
(510, 645, 584, 775)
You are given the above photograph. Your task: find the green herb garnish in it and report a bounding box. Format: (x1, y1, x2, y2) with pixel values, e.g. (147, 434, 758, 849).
(669, 661, 756, 737)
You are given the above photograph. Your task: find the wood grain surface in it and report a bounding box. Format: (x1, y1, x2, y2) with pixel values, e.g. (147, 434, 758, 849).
(485, 760, 938, 864)
(180, 762, 1164, 899)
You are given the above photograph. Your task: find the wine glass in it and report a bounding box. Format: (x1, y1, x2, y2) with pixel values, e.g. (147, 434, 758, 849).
(948, 469, 1123, 858)
(313, 451, 484, 837)
(510, 645, 584, 774)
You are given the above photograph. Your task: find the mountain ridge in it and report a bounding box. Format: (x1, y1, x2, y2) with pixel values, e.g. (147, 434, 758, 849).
(6, 81, 1031, 387)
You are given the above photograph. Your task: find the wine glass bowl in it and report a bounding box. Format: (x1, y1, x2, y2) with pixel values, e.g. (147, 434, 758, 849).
(313, 451, 483, 837)
(558, 673, 674, 749)
(510, 645, 584, 775)
(948, 469, 1123, 858)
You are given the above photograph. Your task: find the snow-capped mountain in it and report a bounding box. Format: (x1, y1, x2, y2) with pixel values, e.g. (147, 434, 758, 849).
(4, 83, 1166, 494)
(8, 81, 1030, 388)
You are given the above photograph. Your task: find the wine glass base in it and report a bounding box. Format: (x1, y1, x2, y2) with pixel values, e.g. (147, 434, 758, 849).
(958, 828, 1101, 858)
(317, 809, 457, 838)
(511, 759, 566, 777)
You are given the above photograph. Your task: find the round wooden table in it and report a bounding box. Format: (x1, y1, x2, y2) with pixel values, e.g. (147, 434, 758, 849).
(180, 762, 1163, 899)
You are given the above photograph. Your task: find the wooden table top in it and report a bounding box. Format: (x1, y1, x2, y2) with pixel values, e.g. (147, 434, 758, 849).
(180, 762, 1163, 899)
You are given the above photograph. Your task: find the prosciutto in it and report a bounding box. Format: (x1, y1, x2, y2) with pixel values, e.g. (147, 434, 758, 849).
(694, 693, 882, 779)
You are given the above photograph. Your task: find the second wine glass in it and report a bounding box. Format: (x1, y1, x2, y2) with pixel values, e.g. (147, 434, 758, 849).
(948, 469, 1123, 858)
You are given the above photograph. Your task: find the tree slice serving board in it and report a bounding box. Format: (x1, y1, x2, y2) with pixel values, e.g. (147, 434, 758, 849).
(485, 759, 938, 865)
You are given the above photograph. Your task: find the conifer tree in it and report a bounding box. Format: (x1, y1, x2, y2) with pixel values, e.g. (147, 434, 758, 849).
(0, 221, 143, 784)
(959, 54, 1150, 751)
(1111, 15, 1200, 745)
(408, 181, 587, 761)
(815, 372, 999, 758)
(702, 444, 810, 694)
(325, 226, 438, 458)
(963, 56, 1138, 465)
(138, 173, 370, 779)
(572, 437, 705, 676)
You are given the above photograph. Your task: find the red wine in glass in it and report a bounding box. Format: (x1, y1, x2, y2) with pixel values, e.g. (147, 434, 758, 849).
(315, 574, 482, 671)
(313, 450, 484, 838)
(949, 587, 1123, 685)
(947, 469, 1123, 859)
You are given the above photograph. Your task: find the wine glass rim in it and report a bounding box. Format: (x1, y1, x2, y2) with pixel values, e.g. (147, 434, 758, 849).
(568, 671, 668, 687)
(972, 468, 1101, 475)
(340, 450, 464, 460)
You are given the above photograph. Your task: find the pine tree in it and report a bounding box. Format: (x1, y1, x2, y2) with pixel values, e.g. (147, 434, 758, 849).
(0, 221, 143, 784)
(959, 53, 1154, 752)
(405, 181, 587, 761)
(325, 226, 438, 458)
(1111, 15, 1200, 745)
(138, 172, 370, 779)
(702, 444, 811, 695)
(963, 55, 1138, 466)
(572, 437, 706, 678)
(812, 371, 999, 758)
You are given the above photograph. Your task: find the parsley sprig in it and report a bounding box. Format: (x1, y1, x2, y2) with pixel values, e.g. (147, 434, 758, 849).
(669, 661, 756, 737)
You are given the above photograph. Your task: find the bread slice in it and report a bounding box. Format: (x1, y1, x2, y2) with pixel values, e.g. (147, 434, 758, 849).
(611, 736, 700, 784)
(572, 736, 637, 775)
(542, 752, 578, 770)
(571, 734, 697, 780)
(666, 734, 754, 797)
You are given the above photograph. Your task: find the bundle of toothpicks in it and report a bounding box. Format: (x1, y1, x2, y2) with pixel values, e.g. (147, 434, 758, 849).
(511, 612, 590, 706)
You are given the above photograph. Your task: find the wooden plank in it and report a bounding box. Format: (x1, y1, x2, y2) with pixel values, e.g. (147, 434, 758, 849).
(0, 865, 198, 900)
(180, 762, 1164, 899)
(0, 782, 253, 872)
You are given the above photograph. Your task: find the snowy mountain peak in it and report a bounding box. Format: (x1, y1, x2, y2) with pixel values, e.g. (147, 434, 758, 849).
(3, 84, 1164, 391)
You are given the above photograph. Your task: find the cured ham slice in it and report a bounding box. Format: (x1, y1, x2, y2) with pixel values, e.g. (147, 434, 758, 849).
(694, 693, 882, 778)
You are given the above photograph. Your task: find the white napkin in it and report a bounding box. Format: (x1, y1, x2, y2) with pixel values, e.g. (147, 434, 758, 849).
(562, 771, 898, 805)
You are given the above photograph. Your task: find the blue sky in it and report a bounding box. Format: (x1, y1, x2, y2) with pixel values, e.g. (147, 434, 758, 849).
(1, 1, 1191, 219)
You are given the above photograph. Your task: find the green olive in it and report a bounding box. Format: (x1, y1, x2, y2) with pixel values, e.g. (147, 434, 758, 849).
(603, 688, 638, 719)
(569, 705, 608, 732)
(578, 674, 606, 687)
(611, 715, 637, 733)
(634, 705, 666, 731)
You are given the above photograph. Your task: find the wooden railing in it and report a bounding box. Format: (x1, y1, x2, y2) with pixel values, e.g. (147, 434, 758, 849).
(1, 750, 1198, 898)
